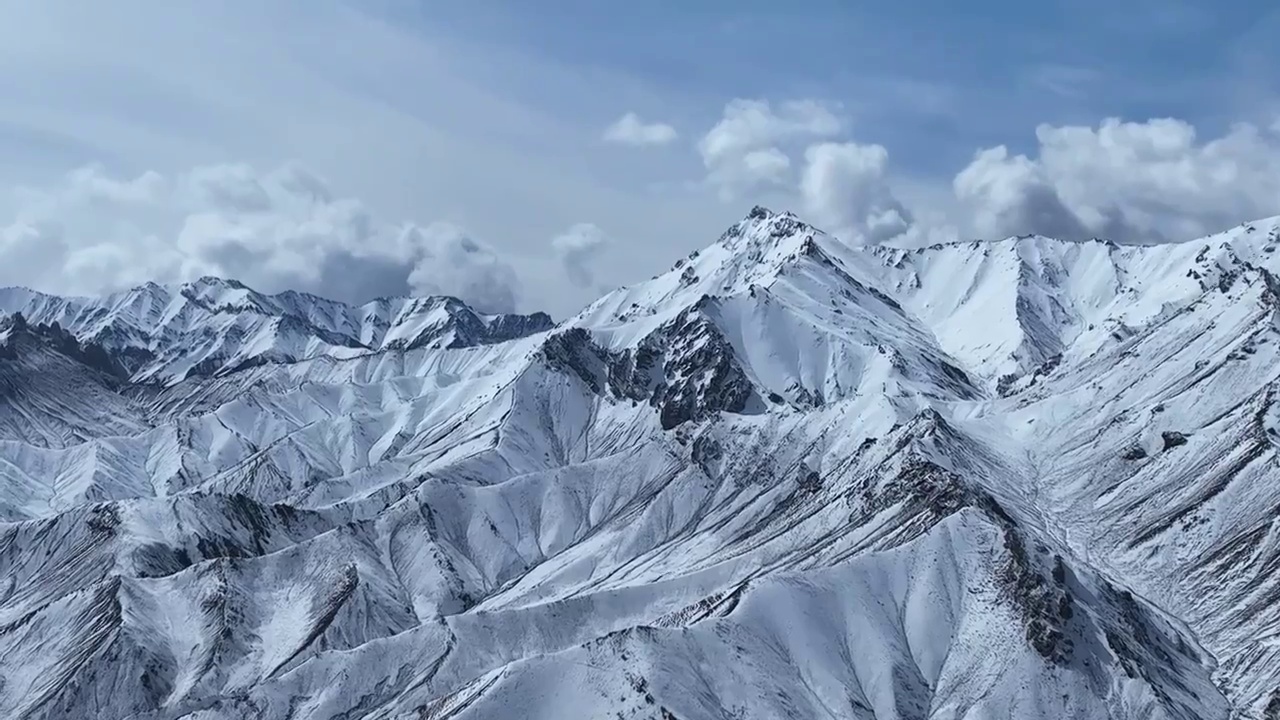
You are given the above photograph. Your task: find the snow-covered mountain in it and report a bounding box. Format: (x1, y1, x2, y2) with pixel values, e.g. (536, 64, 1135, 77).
(1, 206, 1279, 718)
(0, 278, 553, 386)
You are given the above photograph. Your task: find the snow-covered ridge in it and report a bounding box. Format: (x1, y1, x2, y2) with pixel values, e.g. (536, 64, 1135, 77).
(0, 276, 553, 384)
(3, 207, 1280, 717)
(866, 214, 1280, 381)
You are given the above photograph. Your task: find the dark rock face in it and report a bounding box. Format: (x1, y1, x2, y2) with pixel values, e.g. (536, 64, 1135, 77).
(277, 314, 370, 351)
(766, 213, 807, 240)
(387, 299, 554, 351)
(483, 310, 555, 344)
(780, 382, 825, 410)
(1122, 446, 1149, 461)
(997, 354, 1062, 398)
(834, 409, 1080, 667)
(0, 315, 134, 380)
(539, 305, 760, 430)
(539, 328, 611, 394)
(832, 409, 1211, 683)
(796, 466, 823, 493)
(997, 522, 1077, 665)
(860, 455, 969, 524)
(651, 308, 757, 430)
(606, 334, 665, 402)
(997, 373, 1020, 397)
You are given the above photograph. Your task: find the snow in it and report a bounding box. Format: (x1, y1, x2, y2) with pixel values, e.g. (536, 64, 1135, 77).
(0, 208, 1278, 717)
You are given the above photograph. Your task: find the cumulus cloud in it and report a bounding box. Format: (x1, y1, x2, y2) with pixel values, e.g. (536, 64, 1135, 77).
(799, 142, 915, 245)
(686, 101, 1280, 246)
(404, 224, 522, 313)
(551, 223, 611, 289)
(0, 163, 524, 312)
(953, 146, 1090, 241)
(699, 99, 843, 200)
(954, 118, 1280, 242)
(603, 113, 678, 146)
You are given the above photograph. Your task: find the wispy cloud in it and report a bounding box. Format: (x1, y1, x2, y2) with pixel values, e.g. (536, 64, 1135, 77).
(603, 113, 677, 146)
(551, 223, 612, 290)
(1022, 64, 1100, 100)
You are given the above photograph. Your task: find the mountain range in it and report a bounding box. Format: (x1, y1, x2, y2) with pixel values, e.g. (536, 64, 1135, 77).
(1, 205, 1279, 718)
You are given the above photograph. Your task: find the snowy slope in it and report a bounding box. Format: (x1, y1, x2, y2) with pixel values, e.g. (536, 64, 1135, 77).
(0, 208, 1278, 718)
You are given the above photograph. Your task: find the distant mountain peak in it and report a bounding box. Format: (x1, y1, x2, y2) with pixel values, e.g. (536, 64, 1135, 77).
(188, 275, 248, 290)
(0, 277, 554, 384)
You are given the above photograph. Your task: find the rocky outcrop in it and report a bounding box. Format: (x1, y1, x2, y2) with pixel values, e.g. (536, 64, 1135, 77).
(540, 303, 759, 430)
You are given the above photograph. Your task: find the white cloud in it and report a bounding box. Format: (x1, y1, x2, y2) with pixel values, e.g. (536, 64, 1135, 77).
(404, 224, 523, 313)
(699, 99, 843, 200)
(737, 148, 793, 187)
(0, 163, 525, 313)
(551, 223, 612, 289)
(603, 113, 677, 146)
(799, 142, 914, 245)
(954, 118, 1280, 242)
(953, 146, 1089, 241)
(779, 114, 1280, 248)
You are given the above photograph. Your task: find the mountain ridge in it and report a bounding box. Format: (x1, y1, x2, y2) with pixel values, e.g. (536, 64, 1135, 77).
(0, 277, 554, 385)
(1, 207, 1280, 717)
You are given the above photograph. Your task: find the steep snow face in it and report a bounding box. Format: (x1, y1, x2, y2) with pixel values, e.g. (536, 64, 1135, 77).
(870, 216, 1280, 387)
(871, 236, 1119, 384)
(1, 210, 1279, 718)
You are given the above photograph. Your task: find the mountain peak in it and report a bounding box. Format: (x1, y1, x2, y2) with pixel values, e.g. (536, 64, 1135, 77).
(740, 204, 802, 227)
(720, 205, 817, 254)
(187, 275, 248, 292)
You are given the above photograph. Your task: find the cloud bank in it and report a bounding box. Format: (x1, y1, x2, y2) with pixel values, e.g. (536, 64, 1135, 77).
(952, 118, 1280, 243)
(700, 99, 1280, 247)
(0, 163, 525, 312)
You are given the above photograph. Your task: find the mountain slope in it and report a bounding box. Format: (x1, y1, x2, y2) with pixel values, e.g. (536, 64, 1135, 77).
(0, 209, 1277, 718)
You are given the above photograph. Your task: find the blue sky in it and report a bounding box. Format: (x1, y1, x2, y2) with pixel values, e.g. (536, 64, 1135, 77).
(411, 0, 1277, 141)
(0, 0, 1276, 315)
